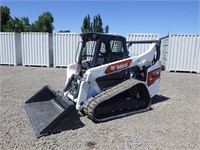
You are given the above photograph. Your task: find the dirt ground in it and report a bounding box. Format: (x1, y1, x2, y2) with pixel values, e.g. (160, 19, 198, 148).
(0, 66, 200, 150)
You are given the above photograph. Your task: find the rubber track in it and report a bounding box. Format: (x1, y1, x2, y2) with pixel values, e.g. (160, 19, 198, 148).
(83, 79, 151, 122)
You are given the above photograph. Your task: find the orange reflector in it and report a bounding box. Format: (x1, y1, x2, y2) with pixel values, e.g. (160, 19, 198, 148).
(147, 67, 161, 86)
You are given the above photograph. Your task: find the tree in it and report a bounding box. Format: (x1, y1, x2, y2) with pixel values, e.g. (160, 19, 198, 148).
(3, 17, 22, 32)
(21, 17, 31, 32)
(1, 6, 55, 33)
(104, 25, 109, 33)
(58, 30, 70, 33)
(0, 6, 11, 31)
(2, 17, 31, 32)
(81, 14, 109, 33)
(31, 11, 54, 33)
(1, 6, 31, 32)
(81, 15, 91, 33)
(93, 14, 103, 33)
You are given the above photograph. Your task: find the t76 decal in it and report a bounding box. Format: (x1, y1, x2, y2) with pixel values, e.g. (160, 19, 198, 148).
(105, 59, 132, 74)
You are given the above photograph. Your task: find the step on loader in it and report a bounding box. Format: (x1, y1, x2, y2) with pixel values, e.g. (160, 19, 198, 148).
(24, 33, 161, 138)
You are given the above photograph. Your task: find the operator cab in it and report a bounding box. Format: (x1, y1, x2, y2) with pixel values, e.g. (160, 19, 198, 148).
(76, 33, 129, 70)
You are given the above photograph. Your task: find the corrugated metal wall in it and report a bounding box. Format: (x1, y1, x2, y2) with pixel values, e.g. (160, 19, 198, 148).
(165, 34, 200, 73)
(21, 32, 53, 67)
(127, 34, 159, 55)
(0, 32, 22, 65)
(53, 33, 81, 67)
(1, 32, 199, 73)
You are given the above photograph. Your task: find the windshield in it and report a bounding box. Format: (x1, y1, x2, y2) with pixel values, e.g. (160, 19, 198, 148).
(76, 40, 97, 65)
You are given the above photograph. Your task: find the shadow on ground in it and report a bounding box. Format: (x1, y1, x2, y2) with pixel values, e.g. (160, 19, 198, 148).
(151, 95, 170, 105)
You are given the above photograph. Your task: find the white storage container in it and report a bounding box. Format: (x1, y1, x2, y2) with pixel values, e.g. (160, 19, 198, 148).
(127, 34, 159, 55)
(164, 34, 200, 73)
(53, 33, 81, 67)
(0, 32, 21, 65)
(21, 32, 53, 67)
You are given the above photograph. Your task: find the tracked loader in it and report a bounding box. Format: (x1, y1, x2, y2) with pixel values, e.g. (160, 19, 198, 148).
(24, 33, 161, 138)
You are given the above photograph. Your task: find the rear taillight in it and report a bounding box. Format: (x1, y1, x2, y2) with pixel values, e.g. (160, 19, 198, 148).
(147, 68, 161, 86)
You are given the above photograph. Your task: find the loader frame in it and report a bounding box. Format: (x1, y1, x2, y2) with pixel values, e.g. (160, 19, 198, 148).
(24, 33, 162, 138)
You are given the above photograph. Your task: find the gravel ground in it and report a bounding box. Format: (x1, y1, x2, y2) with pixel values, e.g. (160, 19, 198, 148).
(0, 66, 200, 150)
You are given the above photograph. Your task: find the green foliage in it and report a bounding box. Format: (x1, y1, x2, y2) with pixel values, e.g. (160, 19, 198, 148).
(1, 6, 55, 33)
(31, 12, 54, 33)
(93, 14, 103, 33)
(104, 25, 109, 33)
(81, 14, 109, 33)
(81, 15, 91, 33)
(21, 17, 31, 32)
(58, 30, 70, 33)
(2, 17, 31, 32)
(0, 6, 11, 31)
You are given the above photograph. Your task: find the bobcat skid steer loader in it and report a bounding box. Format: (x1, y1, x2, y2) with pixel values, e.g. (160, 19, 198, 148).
(24, 33, 161, 138)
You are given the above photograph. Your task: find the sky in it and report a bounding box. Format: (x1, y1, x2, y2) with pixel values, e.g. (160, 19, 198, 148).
(1, 0, 199, 37)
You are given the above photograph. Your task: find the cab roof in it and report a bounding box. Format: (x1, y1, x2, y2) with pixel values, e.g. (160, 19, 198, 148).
(79, 32, 126, 42)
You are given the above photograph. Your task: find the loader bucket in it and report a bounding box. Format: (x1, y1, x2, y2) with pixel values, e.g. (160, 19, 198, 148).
(24, 85, 84, 138)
